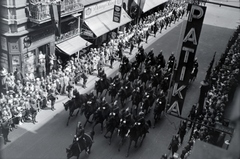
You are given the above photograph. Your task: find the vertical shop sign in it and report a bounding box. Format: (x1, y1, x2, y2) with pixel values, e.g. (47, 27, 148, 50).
(168, 5, 206, 116)
(113, 5, 122, 23)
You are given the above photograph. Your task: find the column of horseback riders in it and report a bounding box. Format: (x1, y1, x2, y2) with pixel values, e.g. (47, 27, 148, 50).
(65, 42, 199, 158)
(0, 1, 187, 146)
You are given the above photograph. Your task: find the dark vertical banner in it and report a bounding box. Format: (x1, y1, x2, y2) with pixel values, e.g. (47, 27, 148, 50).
(113, 5, 122, 23)
(50, 3, 61, 36)
(167, 5, 207, 116)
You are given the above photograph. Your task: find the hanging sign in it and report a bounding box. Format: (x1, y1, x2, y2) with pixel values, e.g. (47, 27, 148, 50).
(168, 4, 207, 116)
(113, 5, 122, 23)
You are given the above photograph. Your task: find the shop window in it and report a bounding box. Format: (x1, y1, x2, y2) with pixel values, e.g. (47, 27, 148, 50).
(61, 18, 78, 34)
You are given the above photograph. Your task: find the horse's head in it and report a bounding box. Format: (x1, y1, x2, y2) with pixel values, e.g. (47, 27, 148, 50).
(66, 147, 73, 159)
(63, 102, 68, 111)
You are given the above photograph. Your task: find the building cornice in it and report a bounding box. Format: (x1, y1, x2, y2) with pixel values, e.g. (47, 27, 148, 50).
(1, 3, 27, 9)
(0, 17, 28, 25)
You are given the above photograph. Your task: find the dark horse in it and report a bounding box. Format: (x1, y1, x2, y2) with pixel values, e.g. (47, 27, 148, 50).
(153, 95, 166, 128)
(141, 90, 155, 115)
(66, 131, 95, 159)
(131, 88, 142, 116)
(64, 90, 87, 126)
(117, 81, 133, 107)
(104, 110, 120, 145)
(108, 79, 121, 102)
(95, 77, 110, 97)
(64, 99, 80, 126)
(73, 89, 88, 107)
(117, 118, 131, 152)
(119, 62, 131, 79)
(126, 120, 151, 157)
(81, 97, 100, 128)
(92, 103, 111, 133)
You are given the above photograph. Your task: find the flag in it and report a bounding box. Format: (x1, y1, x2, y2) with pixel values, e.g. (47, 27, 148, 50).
(50, 3, 61, 36)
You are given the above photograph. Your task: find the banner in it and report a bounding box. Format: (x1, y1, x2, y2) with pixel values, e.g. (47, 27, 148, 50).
(113, 5, 122, 23)
(50, 3, 61, 36)
(167, 5, 206, 116)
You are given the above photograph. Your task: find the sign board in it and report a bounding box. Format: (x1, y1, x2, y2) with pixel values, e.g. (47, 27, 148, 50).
(215, 123, 234, 135)
(113, 5, 122, 23)
(9, 42, 20, 53)
(84, 0, 116, 19)
(168, 4, 206, 116)
(50, 3, 61, 36)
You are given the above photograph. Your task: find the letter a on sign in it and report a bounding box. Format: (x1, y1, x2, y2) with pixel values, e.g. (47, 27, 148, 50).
(167, 101, 180, 116)
(183, 28, 197, 45)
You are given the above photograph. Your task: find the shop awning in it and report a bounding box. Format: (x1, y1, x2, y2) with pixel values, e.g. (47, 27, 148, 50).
(84, 16, 110, 37)
(85, 9, 132, 37)
(142, 0, 168, 13)
(56, 36, 91, 56)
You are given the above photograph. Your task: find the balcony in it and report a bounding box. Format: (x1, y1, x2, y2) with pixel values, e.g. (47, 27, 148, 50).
(55, 28, 80, 44)
(28, 0, 84, 24)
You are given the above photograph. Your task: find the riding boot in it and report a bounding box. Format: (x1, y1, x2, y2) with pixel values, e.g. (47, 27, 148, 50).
(83, 138, 89, 153)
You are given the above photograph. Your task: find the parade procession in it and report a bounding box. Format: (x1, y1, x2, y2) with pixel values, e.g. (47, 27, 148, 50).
(0, 0, 239, 159)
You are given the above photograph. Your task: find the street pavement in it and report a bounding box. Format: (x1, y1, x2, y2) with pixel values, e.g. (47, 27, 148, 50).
(1, 3, 239, 159)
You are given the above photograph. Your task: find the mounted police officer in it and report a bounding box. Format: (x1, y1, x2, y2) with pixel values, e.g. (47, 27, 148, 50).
(74, 121, 87, 151)
(124, 108, 132, 128)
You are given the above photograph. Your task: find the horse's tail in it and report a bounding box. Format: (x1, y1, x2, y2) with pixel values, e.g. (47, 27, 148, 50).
(147, 120, 152, 128)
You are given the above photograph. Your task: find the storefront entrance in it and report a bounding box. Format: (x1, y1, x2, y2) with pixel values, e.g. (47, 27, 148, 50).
(23, 43, 50, 77)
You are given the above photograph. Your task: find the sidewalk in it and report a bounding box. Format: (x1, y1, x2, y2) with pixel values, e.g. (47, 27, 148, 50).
(2, 17, 186, 149)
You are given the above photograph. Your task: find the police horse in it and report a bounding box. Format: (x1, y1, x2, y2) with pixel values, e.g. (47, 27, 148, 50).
(126, 120, 151, 157)
(92, 101, 111, 133)
(81, 96, 99, 128)
(66, 131, 95, 159)
(153, 93, 166, 128)
(104, 109, 120, 145)
(63, 89, 87, 126)
(95, 76, 111, 97)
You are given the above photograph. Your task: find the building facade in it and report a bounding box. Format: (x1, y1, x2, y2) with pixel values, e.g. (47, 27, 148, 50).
(0, 0, 168, 75)
(80, 0, 132, 46)
(0, 0, 85, 75)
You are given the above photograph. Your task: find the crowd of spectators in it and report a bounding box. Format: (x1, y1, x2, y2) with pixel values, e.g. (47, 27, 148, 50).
(177, 25, 240, 159)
